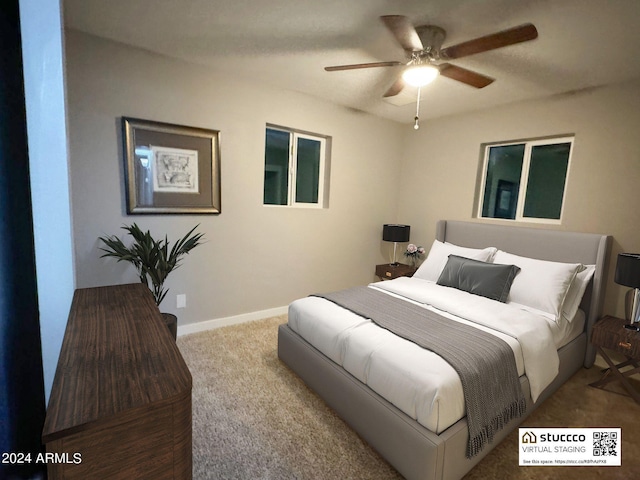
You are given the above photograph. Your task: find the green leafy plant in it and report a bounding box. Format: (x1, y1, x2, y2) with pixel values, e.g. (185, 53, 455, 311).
(99, 223, 204, 306)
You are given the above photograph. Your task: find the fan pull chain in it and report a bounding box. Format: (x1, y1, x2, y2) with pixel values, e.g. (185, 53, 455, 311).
(413, 86, 421, 130)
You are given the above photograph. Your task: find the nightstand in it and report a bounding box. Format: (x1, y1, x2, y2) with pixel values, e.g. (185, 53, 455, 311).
(375, 263, 417, 281)
(590, 315, 640, 403)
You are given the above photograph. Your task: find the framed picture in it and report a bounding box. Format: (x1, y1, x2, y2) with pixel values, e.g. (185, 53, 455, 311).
(122, 117, 221, 214)
(494, 179, 517, 219)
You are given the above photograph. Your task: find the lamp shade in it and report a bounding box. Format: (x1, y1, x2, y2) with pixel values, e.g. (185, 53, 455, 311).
(402, 65, 439, 87)
(382, 224, 410, 243)
(614, 253, 640, 288)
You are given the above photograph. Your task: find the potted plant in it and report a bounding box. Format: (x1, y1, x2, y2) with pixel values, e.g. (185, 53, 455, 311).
(98, 223, 204, 339)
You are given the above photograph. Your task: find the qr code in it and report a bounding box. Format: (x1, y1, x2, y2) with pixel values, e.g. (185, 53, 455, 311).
(593, 431, 618, 456)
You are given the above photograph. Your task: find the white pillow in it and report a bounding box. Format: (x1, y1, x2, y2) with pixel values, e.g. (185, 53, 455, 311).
(562, 265, 595, 322)
(492, 250, 583, 322)
(414, 240, 497, 282)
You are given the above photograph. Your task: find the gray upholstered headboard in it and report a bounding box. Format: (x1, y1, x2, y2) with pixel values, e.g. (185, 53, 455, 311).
(435, 220, 611, 367)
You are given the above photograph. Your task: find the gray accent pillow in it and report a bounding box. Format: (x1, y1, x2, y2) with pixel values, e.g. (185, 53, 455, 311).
(436, 255, 521, 303)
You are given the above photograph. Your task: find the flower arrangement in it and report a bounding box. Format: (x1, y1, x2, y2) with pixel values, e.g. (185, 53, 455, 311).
(404, 244, 426, 265)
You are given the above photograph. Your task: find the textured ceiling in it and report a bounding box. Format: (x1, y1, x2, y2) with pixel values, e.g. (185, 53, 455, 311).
(63, 0, 640, 124)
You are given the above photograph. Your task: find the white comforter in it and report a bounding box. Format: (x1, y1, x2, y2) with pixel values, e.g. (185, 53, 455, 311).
(287, 277, 560, 434)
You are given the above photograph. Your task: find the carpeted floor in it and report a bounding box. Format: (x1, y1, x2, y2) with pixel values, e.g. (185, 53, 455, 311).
(177, 317, 640, 479)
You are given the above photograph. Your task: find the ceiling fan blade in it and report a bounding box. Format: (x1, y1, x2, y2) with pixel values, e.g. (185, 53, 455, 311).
(383, 77, 405, 97)
(440, 23, 538, 60)
(324, 61, 402, 72)
(438, 63, 494, 88)
(380, 15, 423, 52)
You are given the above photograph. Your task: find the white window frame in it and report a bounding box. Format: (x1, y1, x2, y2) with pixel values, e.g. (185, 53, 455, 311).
(263, 125, 328, 208)
(477, 136, 574, 224)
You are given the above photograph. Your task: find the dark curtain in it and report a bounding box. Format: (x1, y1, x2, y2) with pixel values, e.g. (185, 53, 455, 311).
(0, 1, 47, 478)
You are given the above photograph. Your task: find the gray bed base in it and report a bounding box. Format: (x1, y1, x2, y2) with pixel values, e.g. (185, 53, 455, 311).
(277, 220, 611, 480)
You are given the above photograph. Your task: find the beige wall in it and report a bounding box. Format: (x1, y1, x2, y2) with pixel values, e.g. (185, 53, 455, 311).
(65, 31, 404, 326)
(65, 30, 640, 325)
(397, 81, 640, 318)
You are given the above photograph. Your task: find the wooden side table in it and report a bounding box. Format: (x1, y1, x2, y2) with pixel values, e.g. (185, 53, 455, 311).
(590, 315, 640, 404)
(375, 263, 417, 280)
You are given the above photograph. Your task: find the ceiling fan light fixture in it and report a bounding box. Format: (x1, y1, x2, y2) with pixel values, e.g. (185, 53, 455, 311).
(402, 64, 439, 87)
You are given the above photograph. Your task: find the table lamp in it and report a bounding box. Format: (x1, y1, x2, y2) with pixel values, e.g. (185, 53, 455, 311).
(382, 224, 410, 265)
(614, 253, 640, 329)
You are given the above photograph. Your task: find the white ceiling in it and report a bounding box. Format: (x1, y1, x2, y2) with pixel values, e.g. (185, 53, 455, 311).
(63, 0, 640, 124)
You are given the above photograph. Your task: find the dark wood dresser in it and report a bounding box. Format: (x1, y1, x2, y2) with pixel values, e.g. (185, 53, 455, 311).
(42, 283, 192, 479)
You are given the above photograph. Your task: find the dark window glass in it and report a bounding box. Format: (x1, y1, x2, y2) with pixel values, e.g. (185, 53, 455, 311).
(481, 144, 525, 219)
(523, 143, 571, 219)
(295, 137, 321, 204)
(263, 128, 290, 205)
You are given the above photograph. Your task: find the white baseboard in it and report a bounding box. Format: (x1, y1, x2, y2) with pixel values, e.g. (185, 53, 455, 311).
(177, 305, 288, 337)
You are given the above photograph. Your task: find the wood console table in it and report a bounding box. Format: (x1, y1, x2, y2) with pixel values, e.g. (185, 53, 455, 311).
(42, 283, 192, 479)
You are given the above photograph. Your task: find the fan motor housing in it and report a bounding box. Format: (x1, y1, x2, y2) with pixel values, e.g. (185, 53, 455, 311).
(415, 25, 446, 57)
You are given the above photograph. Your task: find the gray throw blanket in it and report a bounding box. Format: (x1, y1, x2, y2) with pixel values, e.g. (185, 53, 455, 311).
(313, 286, 527, 458)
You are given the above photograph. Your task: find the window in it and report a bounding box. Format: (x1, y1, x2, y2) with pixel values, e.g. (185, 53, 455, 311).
(477, 136, 573, 223)
(263, 126, 329, 207)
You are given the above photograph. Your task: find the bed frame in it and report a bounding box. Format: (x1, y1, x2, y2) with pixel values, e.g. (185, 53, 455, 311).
(278, 220, 611, 480)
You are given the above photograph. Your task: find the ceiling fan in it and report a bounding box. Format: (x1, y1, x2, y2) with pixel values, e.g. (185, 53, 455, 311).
(325, 15, 538, 98)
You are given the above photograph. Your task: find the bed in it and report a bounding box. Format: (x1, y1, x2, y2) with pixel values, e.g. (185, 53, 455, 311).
(277, 220, 611, 480)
